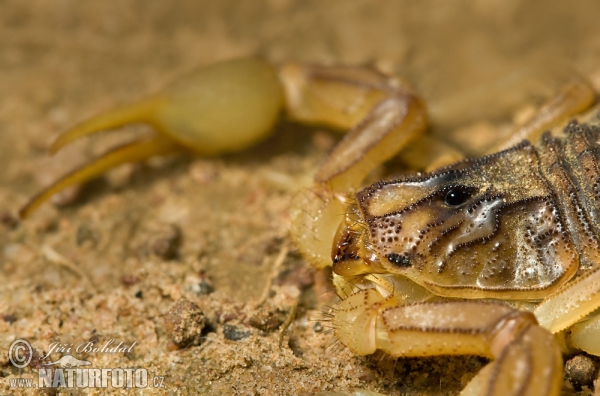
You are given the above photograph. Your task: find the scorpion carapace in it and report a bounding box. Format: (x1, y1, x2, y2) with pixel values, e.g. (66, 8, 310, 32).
(333, 121, 600, 299)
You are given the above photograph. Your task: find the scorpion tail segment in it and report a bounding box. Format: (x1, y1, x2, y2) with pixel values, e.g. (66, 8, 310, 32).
(20, 135, 182, 219)
(315, 94, 426, 192)
(49, 98, 163, 154)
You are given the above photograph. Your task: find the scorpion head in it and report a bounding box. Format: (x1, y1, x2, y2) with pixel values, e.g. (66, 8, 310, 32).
(333, 141, 578, 298)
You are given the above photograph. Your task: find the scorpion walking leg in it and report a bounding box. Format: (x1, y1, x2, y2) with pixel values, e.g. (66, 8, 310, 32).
(333, 289, 562, 396)
(489, 79, 595, 152)
(535, 266, 600, 334)
(569, 311, 600, 356)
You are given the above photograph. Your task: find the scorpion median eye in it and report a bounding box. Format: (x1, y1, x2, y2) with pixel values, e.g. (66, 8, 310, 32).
(444, 188, 471, 206)
(386, 253, 410, 267)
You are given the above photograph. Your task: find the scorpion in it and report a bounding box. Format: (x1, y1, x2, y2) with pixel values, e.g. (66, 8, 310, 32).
(19, 58, 600, 395)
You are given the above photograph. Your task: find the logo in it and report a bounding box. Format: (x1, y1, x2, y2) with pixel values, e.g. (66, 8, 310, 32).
(8, 339, 32, 369)
(42, 355, 92, 368)
(7, 338, 165, 390)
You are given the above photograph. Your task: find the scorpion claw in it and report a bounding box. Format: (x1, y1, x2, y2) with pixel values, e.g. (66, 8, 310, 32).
(20, 135, 181, 218)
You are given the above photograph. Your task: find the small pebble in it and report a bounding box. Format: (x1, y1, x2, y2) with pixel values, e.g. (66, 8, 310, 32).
(120, 275, 140, 286)
(223, 324, 251, 341)
(0, 212, 18, 229)
(196, 277, 214, 295)
(276, 266, 314, 290)
(3, 314, 17, 324)
(76, 224, 98, 246)
(249, 308, 285, 332)
(189, 160, 218, 184)
(163, 300, 206, 348)
(150, 224, 181, 260)
(565, 354, 596, 390)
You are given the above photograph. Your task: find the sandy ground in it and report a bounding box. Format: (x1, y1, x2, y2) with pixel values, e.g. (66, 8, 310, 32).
(3, 1, 600, 395)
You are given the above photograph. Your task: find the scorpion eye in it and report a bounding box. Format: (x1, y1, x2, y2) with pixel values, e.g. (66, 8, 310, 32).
(444, 188, 471, 206)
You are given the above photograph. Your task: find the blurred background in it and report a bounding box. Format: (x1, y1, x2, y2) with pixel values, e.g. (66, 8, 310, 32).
(3, 0, 600, 196)
(3, 0, 600, 184)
